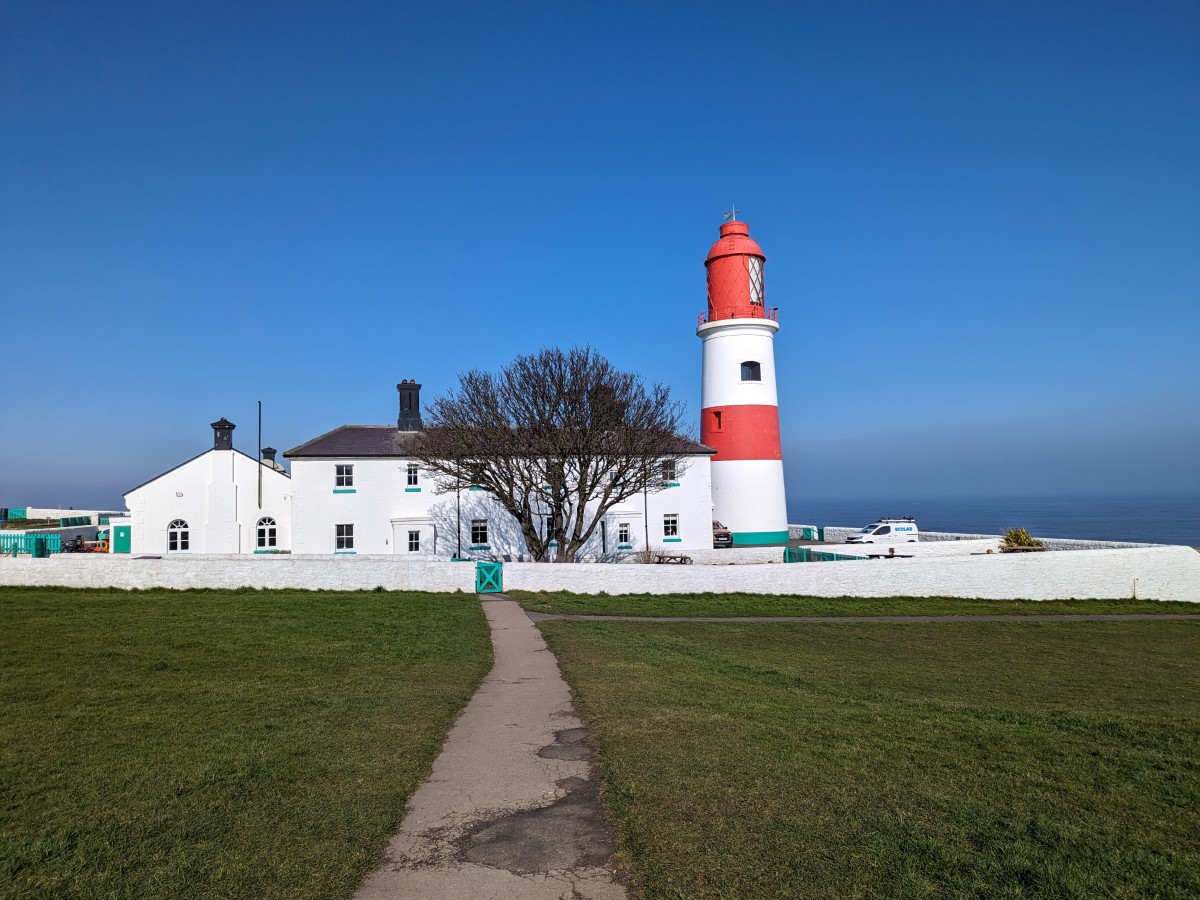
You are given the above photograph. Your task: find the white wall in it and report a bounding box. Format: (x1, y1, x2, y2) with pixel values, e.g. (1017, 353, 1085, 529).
(289, 455, 716, 557)
(2, 545, 1197, 601)
(711, 458, 788, 541)
(124, 451, 292, 554)
(698, 318, 780, 408)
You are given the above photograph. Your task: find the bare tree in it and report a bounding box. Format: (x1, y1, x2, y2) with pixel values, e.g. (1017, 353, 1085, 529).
(408, 347, 691, 562)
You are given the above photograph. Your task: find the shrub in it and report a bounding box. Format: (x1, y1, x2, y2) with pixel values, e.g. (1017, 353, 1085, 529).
(1001, 527, 1044, 550)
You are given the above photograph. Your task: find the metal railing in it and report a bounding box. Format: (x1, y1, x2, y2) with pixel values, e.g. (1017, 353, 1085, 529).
(783, 547, 863, 563)
(698, 306, 779, 328)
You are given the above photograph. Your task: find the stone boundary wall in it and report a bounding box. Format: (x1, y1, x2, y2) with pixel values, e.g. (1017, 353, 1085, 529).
(816, 525, 1157, 551)
(2, 546, 1198, 601)
(0, 555, 474, 593)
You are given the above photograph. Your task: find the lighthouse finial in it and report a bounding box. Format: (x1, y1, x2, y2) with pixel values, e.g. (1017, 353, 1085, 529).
(723, 204, 741, 222)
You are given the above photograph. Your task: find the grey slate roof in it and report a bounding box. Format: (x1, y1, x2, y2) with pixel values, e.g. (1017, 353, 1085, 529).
(284, 425, 715, 458)
(284, 426, 420, 458)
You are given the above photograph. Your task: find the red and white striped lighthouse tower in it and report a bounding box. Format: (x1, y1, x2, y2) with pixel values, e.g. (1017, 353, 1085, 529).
(697, 215, 789, 545)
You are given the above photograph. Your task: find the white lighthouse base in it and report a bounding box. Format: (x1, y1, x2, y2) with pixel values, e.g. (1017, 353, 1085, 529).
(711, 459, 789, 545)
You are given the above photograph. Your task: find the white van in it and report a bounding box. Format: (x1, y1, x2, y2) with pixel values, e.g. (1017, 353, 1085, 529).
(845, 517, 919, 543)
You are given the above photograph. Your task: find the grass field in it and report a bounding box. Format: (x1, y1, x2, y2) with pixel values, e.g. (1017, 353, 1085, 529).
(542, 618, 1200, 898)
(512, 590, 1200, 618)
(0, 587, 491, 899)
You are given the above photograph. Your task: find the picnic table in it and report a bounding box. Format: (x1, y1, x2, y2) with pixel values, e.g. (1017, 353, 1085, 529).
(655, 553, 692, 565)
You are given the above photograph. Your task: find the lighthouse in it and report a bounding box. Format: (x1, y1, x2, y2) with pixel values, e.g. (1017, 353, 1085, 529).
(697, 216, 789, 545)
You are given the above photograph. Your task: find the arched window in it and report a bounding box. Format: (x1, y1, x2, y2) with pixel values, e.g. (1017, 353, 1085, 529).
(168, 519, 189, 552)
(257, 517, 277, 549)
(741, 360, 761, 381)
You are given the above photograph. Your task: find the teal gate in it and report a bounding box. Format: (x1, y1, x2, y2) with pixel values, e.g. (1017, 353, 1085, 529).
(784, 546, 861, 563)
(475, 561, 503, 593)
(0, 534, 62, 555)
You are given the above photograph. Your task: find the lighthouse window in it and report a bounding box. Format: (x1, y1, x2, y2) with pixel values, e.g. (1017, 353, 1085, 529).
(748, 257, 764, 305)
(712, 410, 723, 431)
(741, 361, 761, 381)
(663, 514, 679, 537)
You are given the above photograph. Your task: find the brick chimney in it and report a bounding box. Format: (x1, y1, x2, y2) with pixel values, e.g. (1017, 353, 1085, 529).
(211, 417, 235, 450)
(397, 380, 423, 431)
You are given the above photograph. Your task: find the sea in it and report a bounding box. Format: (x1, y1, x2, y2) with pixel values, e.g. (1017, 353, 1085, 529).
(787, 494, 1200, 547)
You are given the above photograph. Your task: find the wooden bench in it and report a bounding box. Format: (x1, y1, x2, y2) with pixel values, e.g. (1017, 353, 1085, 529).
(655, 553, 693, 565)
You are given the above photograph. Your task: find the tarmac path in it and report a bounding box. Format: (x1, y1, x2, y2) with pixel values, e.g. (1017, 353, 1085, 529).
(354, 596, 627, 900)
(526, 612, 1200, 624)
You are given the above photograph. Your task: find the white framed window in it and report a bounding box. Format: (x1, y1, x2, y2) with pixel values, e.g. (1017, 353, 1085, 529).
(471, 519, 488, 546)
(741, 361, 761, 381)
(167, 519, 189, 552)
(406, 463, 418, 486)
(663, 514, 679, 538)
(335, 464, 354, 487)
(335, 523, 354, 550)
(256, 516, 277, 548)
(408, 530, 420, 552)
(661, 460, 676, 481)
(618, 522, 630, 545)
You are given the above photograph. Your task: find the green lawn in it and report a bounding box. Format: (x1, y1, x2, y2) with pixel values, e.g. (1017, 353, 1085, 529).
(541, 619, 1200, 898)
(0, 587, 491, 899)
(513, 590, 1200, 618)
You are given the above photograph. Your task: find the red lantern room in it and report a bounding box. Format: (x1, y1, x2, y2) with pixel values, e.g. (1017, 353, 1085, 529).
(703, 220, 776, 323)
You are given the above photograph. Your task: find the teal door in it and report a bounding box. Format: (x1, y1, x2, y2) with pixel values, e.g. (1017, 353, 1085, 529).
(113, 526, 131, 553)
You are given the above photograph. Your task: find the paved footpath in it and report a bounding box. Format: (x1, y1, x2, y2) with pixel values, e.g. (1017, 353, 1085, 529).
(354, 596, 627, 900)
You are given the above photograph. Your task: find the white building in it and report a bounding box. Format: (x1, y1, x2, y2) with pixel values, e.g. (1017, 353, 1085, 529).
(123, 418, 292, 555)
(284, 382, 716, 558)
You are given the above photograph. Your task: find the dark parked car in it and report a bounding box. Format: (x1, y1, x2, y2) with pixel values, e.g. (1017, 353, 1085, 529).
(712, 520, 733, 548)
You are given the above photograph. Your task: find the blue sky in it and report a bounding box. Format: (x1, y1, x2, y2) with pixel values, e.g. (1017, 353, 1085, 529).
(2, 0, 1197, 510)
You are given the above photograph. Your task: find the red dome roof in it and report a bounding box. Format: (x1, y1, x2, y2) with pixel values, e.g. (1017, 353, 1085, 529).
(705, 220, 764, 264)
